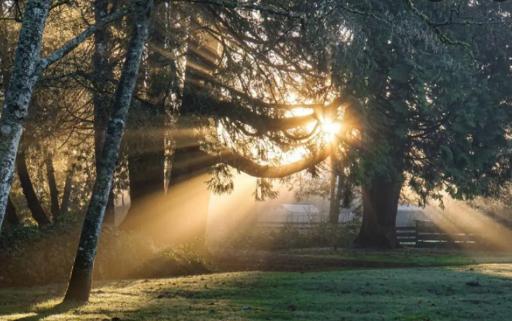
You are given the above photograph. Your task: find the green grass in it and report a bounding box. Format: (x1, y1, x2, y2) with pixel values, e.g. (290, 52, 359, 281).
(2, 263, 512, 320)
(284, 247, 512, 267)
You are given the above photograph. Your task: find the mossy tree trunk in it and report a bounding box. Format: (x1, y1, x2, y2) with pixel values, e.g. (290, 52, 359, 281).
(354, 175, 402, 249)
(93, 0, 116, 224)
(64, 0, 153, 302)
(0, 0, 52, 231)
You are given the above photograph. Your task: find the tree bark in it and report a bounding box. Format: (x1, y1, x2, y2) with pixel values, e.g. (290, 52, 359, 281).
(123, 1, 181, 226)
(329, 174, 345, 224)
(17, 150, 51, 226)
(5, 196, 19, 226)
(64, 0, 153, 302)
(93, 0, 116, 224)
(353, 175, 402, 249)
(0, 0, 52, 231)
(125, 127, 165, 222)
(328, 155, 341, 224)
(0, 0, 11, 91)
(45, 153, 60, 217)
(59, 163, 75, 216)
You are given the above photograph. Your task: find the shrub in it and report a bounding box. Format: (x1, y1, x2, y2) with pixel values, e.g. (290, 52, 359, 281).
(0, 217, 210, 287)
(223, 222, 359, 251)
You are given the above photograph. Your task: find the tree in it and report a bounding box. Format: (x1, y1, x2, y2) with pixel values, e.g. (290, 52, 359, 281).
(123, 0, 183, 227)
(149, 0, 508, 250)
(332, 0, 512, 247)
(0, 0, 53, 230)
(120, 3, 338, 233)
(65, 0, 154, 302)
(200, 0, 511, 247)
(17, 147, 51, 226)
(5, 195, 19, 227)
(45, 152, 60, 217)
(92, 0, 120, 224)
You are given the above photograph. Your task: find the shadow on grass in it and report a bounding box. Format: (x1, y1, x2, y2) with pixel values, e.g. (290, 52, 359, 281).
(108, 265, 512, 321)
(13, 301, 82, 321)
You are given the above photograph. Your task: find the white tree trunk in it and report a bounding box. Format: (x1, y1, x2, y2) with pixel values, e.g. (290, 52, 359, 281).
(64, 0, 154, 302)
(0, 0, 52, 231)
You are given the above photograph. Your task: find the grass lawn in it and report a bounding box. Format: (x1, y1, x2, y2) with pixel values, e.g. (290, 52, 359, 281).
(284, 247, 512, 266)
(1, 263, 512, 321)
(211, 248, 512, 272)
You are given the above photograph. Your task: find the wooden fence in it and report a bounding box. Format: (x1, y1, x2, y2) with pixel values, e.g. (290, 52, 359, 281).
(257, 220, 479, 248)
(256, 221, 334, 230)
(396, 220, 478, 248)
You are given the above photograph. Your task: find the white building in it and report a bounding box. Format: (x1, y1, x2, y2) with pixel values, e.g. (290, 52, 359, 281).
(396, 205, 429, 227)
(257, 203, 321, 223)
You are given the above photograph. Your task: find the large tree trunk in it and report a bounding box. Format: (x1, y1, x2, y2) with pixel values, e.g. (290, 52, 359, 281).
(124, 47, 166, 225)
(153, 34, 221, 241)
(64, 0, 152, 302)
(122, 24, 215, 239)
(17, 150, 51, 226)
(45, 153, 60, 217)
(125, 124, 165, 223)
(122, 1, 181, 228)
(353, 175, 402, 249)
(0, 0, 52, 231)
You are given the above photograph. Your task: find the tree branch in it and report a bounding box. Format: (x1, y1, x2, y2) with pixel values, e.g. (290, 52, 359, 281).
(404, 0, 487, 49)
(174, 0, 303, 18)
(37, 6, 129, 71)
(216, 147, 330, 178)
